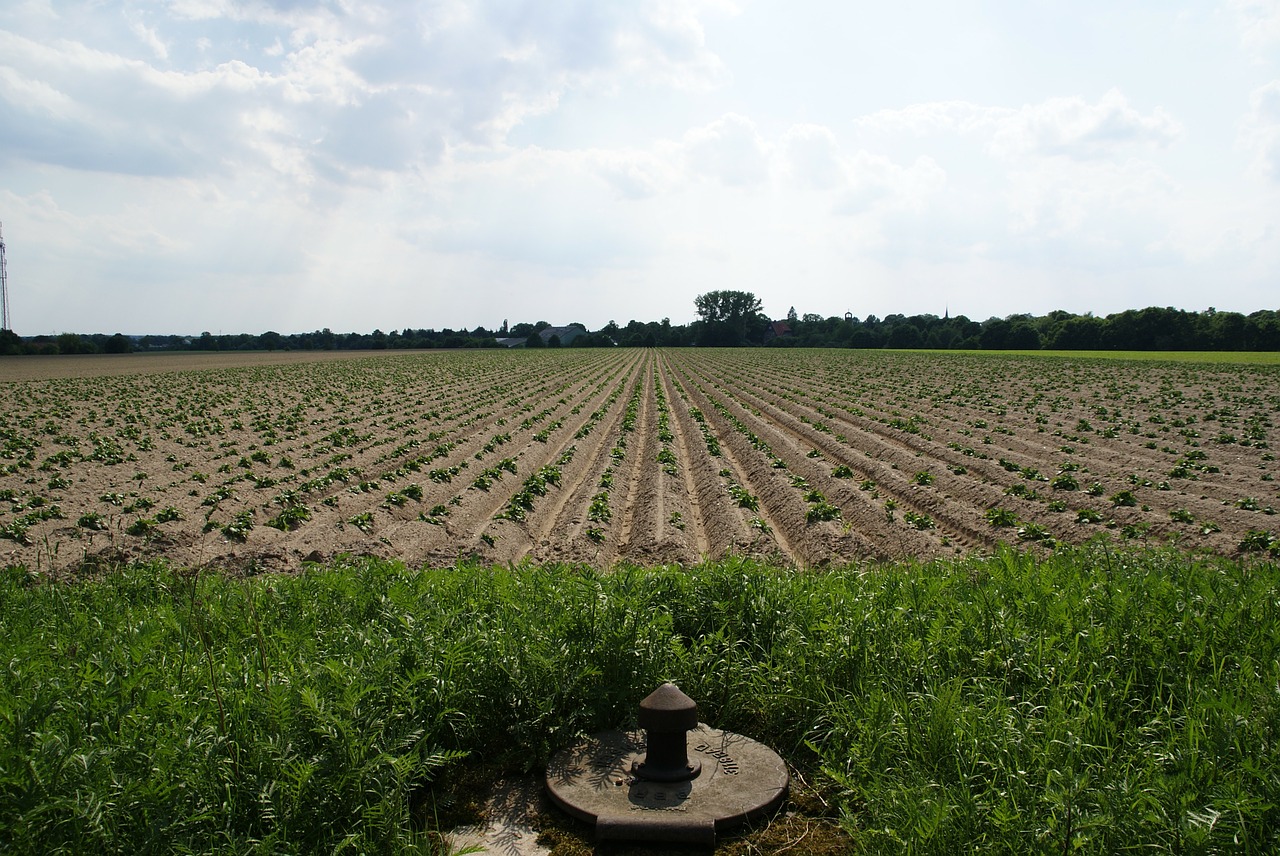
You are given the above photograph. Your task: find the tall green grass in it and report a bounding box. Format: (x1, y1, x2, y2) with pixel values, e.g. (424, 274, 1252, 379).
(2, 546, 1277, 853)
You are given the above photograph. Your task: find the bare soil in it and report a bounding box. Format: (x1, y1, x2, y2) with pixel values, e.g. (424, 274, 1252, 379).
(2, 349, 1276, 577)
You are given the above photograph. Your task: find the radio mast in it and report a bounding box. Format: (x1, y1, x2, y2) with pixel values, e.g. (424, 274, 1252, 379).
(0, 222, 9, 331)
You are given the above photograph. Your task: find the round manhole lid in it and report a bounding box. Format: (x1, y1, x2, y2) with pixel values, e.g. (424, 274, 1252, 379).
(545, 724, 788, 845)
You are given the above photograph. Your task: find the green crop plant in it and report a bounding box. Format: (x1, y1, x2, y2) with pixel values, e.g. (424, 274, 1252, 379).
(728, 483, 759, 511)
(126, 517, 157, 537)
(806, 501, 841, 523)
(1, 520, 32, 544)
(1238, 529, 1279, 555)
(1110, 490, 1138, 507)
(587, 492, 612, 524)
(267, 506, 311, 531)
(904, 511, 935, 530)
(345, 512, 374, 533)
(1115, 518, 1151, 536)
(77, 511, 107, 530)
(1004, 483, 1041, 500)
(1051, 472, 1079, 491)
(499, 467, 563, 522)
(986, 507, 1018, 527)
(1017, 521, 1053, 542)
(222, 510, 255, 540)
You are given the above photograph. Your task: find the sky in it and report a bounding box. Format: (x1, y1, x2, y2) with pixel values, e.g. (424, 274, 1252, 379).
(2, 1, 1279, 336)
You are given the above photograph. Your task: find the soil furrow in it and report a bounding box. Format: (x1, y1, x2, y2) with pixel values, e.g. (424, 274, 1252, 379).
(654, 353, 711, 559)
(718, 371, 998, 545)
(665, 361, 805, 564)
(660, 362, 754, 558)
(614, 354, 662, 561)
(514, 355, 650, 565)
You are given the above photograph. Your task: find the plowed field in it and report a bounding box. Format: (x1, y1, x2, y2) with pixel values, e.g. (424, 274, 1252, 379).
(2, 349, 1277, 575)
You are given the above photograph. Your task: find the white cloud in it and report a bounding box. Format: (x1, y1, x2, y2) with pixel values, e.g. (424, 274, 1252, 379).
(1, 0, 731, 186)
(1004, 158, 1176, 245)
(2, 1, 1278, 334)
(682, 113, 770, 186)
(126, 14, 170, 61)
(782, 123, 843, 189)
(858, 101, 1009, 137)
(861, 91, 1181, 161)
(590, 148, 679, 199)
(778, 123, 946, 220)
(1229, 0, 1280, 56)
(990, 89, 1181, 159)
(1242, 80, 1280, 180)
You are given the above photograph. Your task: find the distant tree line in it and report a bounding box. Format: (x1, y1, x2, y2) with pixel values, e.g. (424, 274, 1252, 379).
(767, 305, 1280, 352)
(3, 301, 1279, 356)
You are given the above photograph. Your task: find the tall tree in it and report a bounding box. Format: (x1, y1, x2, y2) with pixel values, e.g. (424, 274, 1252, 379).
(694, 290, 765, 346)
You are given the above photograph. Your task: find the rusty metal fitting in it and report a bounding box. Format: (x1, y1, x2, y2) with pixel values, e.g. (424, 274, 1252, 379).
(635, 682, 702, 782)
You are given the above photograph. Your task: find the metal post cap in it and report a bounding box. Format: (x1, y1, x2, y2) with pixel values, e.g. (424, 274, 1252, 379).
(637, 682, 698, 733)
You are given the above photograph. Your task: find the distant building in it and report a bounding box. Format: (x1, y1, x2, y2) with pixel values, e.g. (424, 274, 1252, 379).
(539, 325, 586, 346)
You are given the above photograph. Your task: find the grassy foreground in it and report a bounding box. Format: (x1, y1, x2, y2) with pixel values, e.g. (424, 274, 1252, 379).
(2, 546, 1278, 854)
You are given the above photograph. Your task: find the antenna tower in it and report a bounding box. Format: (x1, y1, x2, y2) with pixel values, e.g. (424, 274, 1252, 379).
(0, 222, 9, 331)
